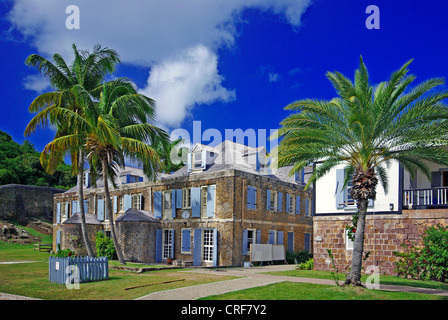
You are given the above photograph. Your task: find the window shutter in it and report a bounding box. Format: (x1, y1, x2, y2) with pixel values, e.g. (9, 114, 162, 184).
(431, 171, 441, 188)
(155, 229, 162, 262)
(286, 194, 290, 213)
(266, 189, 271, 210)
(256, 230, 261, 244)
(287, 232, 294, 252)
(247, 186, 256, 209)
(187, 152, 192, 173)
(171, 189, 176, 219)
(83, 200, 89, 213)
(182, 229, 191, 252)
(191, 187, 201, 217)
(255, 152, 260, 172)
(201, 150, 207, 170)
(97, 199, 104, 221)
(138, 176, 143, 182)
(113, 196, 118, 214)
(268, 231, 275, 244)
(72, 201, 78, 215)
(193, 228, 202, 266)
(123, 194, 132, 212)
(242, 229, 248, 255)
(176, 189, 183, 208)
(304, 233, 311, 253)
(170, 229, 175, 258)
(212, 228, 218, 267)
(56, 203, 61, 224)
(295, 196, 300, 215)
(278, 231, 284, 245)
(277, 192, 282, 212)
(206, 185, 216, 217)
(336, 169, 345, 209)
(154, 191, 162, 219)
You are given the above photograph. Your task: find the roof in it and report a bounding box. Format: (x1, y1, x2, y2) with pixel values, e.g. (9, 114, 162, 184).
(62, 213, 103, 225)
(115, 208, 160, 223)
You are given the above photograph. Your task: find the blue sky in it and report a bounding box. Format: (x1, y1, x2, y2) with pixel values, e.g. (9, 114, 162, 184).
(1, 0, 447, 156)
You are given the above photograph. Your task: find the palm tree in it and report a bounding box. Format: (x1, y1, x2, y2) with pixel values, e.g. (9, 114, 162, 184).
(155, 138, 186, 173)
(24, 44, 120, 257)
(274, 57, 448, 286)
(83, 79, 169, 264)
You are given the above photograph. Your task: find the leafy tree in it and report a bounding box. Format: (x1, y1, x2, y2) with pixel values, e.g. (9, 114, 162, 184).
(24, 44, 120, 257)
(274, 57, 448, 286)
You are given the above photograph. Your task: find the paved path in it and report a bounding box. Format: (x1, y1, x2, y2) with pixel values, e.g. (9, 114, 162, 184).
(136, 265, 448, 300)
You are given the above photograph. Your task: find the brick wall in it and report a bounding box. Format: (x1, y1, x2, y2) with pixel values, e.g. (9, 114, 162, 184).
(313, 209, 448, 275)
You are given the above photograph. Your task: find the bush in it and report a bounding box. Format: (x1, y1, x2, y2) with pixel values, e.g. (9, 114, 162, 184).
(394, 224, 448, 282)
(286, 250, 313, 265)
(55, 244, 75, 258)
(95, 232, 117, 260)
(296, 258, 314, 270)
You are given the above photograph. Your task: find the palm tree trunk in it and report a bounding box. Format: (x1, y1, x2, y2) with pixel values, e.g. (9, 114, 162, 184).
(101, 159, 126, 265)
(345, 198, 368, 286)
(77, 149, 95, 257)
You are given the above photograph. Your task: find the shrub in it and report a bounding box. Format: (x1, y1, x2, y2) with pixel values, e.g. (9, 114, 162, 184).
(55, 244, 75, 258)
(296, 258, 314, 270)
(394, 224, 448, 282)
(286, 250, 313, 264)
(95, 232, 117, 260)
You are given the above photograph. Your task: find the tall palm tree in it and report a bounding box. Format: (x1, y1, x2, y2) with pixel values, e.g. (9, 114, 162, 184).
(274, 57, 448, 286)
(82, 78, 169, 264)
(24, 44, 120, 257)
(155, 138, 185, 173)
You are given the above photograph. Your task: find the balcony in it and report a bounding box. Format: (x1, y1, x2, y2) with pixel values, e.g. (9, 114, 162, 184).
(403, 187, 448, 209)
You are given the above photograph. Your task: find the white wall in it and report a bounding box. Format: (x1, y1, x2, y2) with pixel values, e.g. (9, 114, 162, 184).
(314, 161, 401, 214)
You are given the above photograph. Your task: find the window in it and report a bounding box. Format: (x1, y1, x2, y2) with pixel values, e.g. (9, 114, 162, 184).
(193, 152, 202, 169)
(270, 191, 278, 211)
(246, 229, 255, 253)
(183, 188, 191, 208)
(289, 194, 296, 214)
(202, 229, 214, 262)
(247, 186, 257, 209)
(131, 194, 141, 210)
(118, 196, 124, 213)
(346, 180, 355, 206)
(268, 230, 277, 244)
(345, 230, 354, 250)
(163, 190, 172, 219)
(60, 202, 68, 222)
(162, 229, 173, 259)
(201, 186, 208, 218)
(181, 229, 191, 254)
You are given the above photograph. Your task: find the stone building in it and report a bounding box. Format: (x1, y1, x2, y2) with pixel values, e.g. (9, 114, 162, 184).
(53, 140, 313, 266)
(313, 161, 448, 275)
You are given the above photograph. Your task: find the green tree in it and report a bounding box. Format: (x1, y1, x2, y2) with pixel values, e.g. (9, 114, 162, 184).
(274, 57, 448, 286)
(24, 44, 120, 257)
(155, 138, 186, 173)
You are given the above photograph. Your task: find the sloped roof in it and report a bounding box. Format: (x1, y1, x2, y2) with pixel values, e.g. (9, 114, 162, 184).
(115, 208, 160, 223)
(62, 213, 102, 225)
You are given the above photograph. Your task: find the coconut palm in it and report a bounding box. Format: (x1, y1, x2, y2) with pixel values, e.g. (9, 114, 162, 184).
(81, 78, 169, 264)
(24, 44, 120, 257)
(155, 138, 186, 173)
(274, 57, 448, 286)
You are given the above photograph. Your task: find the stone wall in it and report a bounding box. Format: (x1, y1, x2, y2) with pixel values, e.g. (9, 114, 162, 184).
(313, 209, 448, 275)
(116, 221, 159, 263)
(59, 223, 103, 256)
(0, 184, 64, 222)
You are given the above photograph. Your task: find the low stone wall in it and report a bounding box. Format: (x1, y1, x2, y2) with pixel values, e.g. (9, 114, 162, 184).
(313, 209, 448, 275)
(0, 184, 64, 222)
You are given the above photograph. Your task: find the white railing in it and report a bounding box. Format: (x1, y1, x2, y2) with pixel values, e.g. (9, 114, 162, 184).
(403, 188, 448, 208)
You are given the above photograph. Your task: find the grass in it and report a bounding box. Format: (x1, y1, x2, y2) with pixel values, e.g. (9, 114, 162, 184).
(200, 281, 446, 300)
(265, 269, 448, 291)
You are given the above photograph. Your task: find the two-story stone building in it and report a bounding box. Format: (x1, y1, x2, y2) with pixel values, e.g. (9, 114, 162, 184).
(53, 140, 313, 267)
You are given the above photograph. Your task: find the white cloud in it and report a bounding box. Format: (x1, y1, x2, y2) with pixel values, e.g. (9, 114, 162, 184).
(268, 73, 281, 83)
(140, 45, 235, 127)
(7, 0, 312, 127)
(23, 74, 51, 93)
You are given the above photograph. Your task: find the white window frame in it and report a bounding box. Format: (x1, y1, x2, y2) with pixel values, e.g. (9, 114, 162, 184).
(193, 152, 202, 170)
(182, 188, 191, 209)
(162, 229, 173, 260)
(246, 229, 256, 253)
(345, 229, 354, 250)
(131, 193, 142, 210)
(201, 186, 208, 218)
(162, 190, 172, 219)
(60, 202, 68, 222)
(118, 195, 124, 213)
(289, 194, 296, 214)
(202, 229, 214, 262)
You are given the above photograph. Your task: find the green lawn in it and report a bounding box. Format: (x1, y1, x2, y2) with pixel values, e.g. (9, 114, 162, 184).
(266, 269, 448, 291)
(200, 281, 446, 300)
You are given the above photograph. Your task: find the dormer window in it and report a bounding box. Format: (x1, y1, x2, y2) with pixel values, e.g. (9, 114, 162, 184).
(193, 152, 202, 170)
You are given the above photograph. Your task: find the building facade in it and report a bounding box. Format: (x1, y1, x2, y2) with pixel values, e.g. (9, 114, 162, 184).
(313, 161, 448, 275)
(53, 140, 313, 267)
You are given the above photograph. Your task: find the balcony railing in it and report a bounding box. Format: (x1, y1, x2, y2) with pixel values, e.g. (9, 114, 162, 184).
(403, 187, 448, 208)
